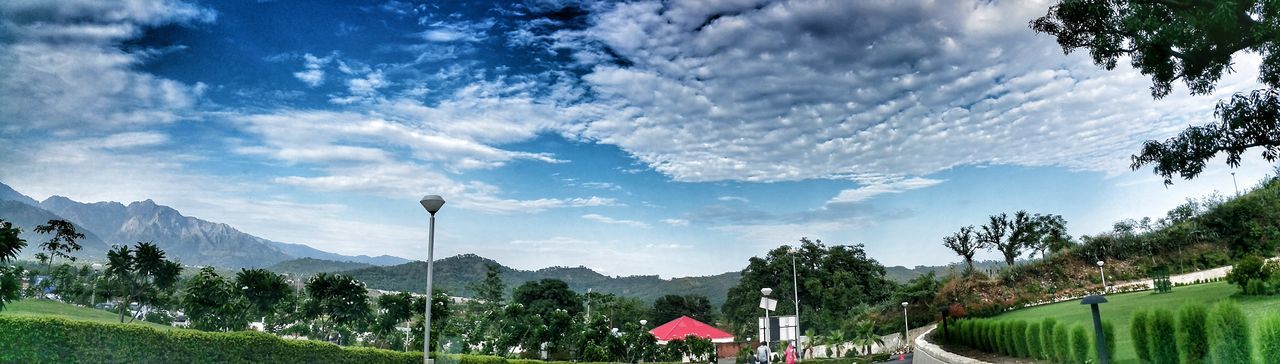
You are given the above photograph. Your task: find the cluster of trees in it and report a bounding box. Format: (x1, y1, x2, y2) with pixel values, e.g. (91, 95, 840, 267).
(1225, 255, 1280, 295)
(941, 211, 1070, 274)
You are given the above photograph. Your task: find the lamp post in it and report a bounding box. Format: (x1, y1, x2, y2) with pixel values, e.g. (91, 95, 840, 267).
(586, 288, 593, 320)
(761, 287, 773, 345)
(420, 195, 445, 364)
(1082, 295, 1110, 364)
(789, 247, 802, 360)
(1232, 172, 1239, 197)
(900, 302, 909, 351)
(1097, 260, 1107, 294)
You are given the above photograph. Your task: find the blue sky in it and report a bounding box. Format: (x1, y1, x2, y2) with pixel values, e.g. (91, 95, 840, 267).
(1, 0, 1277, 277)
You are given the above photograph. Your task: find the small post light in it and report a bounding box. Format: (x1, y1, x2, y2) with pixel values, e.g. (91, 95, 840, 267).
(1082, 295, 1110, 364)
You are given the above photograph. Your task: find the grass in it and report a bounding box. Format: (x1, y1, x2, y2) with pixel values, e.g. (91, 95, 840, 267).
(0, 299, 182, 331)
(991, 281, 1280, 364)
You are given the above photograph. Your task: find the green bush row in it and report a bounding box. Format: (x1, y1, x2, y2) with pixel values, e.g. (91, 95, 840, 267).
(952, 318, 1107, 364)
(0, 315, 436, 364)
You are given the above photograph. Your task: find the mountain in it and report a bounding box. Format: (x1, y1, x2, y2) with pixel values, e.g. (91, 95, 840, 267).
(267, 257, 374, 276)
(883, 260, 1005, 282)
(0, 181, 411, 268)
(268, 241, 410, 266)
(344, 254, 743, 306)
(0, 200, 109, 258)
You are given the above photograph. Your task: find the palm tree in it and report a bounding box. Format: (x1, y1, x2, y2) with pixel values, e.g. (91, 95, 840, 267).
(235, 268, 291, 324)
(825, 329, 847, 358)
(0, 219, 25, 263)
(851, 321, 884, 356)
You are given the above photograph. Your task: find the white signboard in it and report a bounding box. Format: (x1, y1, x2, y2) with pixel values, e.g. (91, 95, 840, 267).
(758, 315, 799, 343)
(759, 297, 778, 311)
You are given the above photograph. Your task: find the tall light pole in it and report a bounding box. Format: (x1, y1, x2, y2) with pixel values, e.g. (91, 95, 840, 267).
(900, 302, 909, 351)
(586, 288, 593, 320)
(761, 287, 773, 345)
(1097, 260, 1107, 294)
(420, 195, 445, 364)
(789, 247, 802, 360)
(1232, 172, 1240, 197)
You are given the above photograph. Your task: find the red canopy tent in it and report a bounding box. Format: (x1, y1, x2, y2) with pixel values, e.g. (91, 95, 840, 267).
(649, 316, 735, 343)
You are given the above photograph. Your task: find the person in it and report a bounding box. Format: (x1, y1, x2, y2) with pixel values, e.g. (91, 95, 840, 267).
(756, 341, 770, 364)
(784, 342, 796, 364)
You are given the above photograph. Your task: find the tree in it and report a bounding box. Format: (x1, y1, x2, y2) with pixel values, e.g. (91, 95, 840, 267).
(1031, 1, 1280, 184)
(942, 226, 984, 274)
(109, 242, 182, 323)
(980, 213, 1020, 266)
(182, 267, 245, 331)
(0, 219, 26, 311)
(234, 268, 291, 322)
(652, 294, 715, 326)
(33, 220, 84, 288)
(409, 289, 452, 353)
(511, 279, 580, 356)
(850, 321, 884, 356)
(303, 273, 371, 343)
(1032, 214, 1072, 257)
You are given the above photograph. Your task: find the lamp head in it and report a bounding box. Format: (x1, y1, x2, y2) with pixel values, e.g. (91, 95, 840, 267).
(901, 302, 908, 307)
(420, 195, 445, 214)
(761, 287, 773, 296)
(1096, 260, 1104, 267)
(640, 319, 648, 325)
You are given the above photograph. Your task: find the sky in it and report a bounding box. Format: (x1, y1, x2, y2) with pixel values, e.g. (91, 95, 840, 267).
(1, 0, 1277, 278)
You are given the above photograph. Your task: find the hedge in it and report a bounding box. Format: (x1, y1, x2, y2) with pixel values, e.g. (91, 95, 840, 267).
(1040, 317, 1058, 362)
(1209, 301, 1253, 364)
(1011, 321, 1029, 358)
(1069, 324, 1088, 364)
(1149, 308, 1180, 364)
(1131, 310, 1151, 364)
(1177, 303, 1209, 364)
(1052, 323, 1069, 364)
(1025, 322, 1043, 360)
(1099, 320, 1115, 364)
(1259, 314, 1280, 362)
(0, 315, 424, 364)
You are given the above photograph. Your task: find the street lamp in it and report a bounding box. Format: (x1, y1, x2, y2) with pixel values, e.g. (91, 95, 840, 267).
(900, 302, 909, 351)
(789, 247, 802, 360)
(586, 288, 593, 320)
(1232, 172, 1240, 197)
(420, 195, 445, 364)
(1097, 260, 1107, 294)
(761, 287, 773, 345)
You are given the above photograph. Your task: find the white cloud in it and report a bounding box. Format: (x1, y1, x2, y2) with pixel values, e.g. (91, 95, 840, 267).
(662, 218, 690, 226)
(581, 213, 650, 228)
(827, 177, 945, 205)
(293, 53, 332, 87)
(717, 196, 749, 203)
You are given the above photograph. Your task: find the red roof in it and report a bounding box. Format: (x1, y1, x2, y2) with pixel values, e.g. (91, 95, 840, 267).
(649, 316, 734, 341)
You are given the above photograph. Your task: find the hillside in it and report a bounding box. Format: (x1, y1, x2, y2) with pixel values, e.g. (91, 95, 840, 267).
(267, 258, 374, 276)
(0, 200, 110, 258)
(344, 254, 743, 306)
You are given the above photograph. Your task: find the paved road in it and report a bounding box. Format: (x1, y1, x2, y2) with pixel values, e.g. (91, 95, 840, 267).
(873, 353, 912, 364)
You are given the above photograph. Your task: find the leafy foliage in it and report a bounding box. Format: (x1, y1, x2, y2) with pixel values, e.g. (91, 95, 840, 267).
(1100, 320, 1115, 364)
(1208, 301, 1253, 364)
(181, 267, 248, 332)
(1069, 324, 1088, 364)
(1259, 313, 1280, 363)
(106, 242, 183, 323)
(652, 294, 715, 326)
(1149, 309, 1180, 364)
(1130, 310, 1151, 364)
(1177, 303, 1209, 364)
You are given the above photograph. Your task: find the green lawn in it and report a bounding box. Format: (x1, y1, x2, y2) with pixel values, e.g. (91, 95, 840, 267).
(0, 299, 183, 331)
(990, 281, 1280, 363)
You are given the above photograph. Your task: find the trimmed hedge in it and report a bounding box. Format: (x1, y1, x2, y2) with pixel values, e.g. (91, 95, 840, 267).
(1149, 308, 1180, 364)
(1177, 303, 1209, 364)
(1069, 325, 1088, 364)
(1053, 322, 1070, 364)
(1011, 321, 1029, 358)
(1208, 301, 1253, 364)
(0, 315, 422, 364)
(1099, 320, 1115, 364)
(1259, 314, 1280, 362)
(1131, 310, 1151, 364)
(1026, 322, 1043, 360)
(1040, 317, 1059, 362)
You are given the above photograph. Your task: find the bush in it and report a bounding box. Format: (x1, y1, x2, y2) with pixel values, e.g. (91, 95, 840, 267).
(1069, 325, 1089, 364)
(999, 321, 1013, 356)
(1100, 320, 1115, 364)
(1040, 317, 1058, 362)
(1011, 321, 1029, 358)
(1259, 314, 1280, 362)
(1131, 310, 1152, 364)
(1227, 255, 1269, 292)
(1178, 303, 1210, 364)
(1246, 279, 1269, 295)
(1149, 309, 1180, 364)
(0, 316, 421, 363)
(1208, 301, 1253, 364)
(1026, 322, 1043, 360)
(1053, 323, 1070, 364)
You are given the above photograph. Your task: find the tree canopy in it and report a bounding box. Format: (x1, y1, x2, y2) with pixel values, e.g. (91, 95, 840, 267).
(652, 294, 715, 325)
(1031, 0, 1280, 184)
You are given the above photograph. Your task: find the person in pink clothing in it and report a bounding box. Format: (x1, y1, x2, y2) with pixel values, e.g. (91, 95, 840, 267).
(784, 342, 796, 364)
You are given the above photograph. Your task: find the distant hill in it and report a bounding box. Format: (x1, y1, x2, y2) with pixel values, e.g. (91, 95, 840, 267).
(0, 181, 411, 268)
(0, 200, 109, 259)
(883, 260, 1005, 282)
(344, 254, 743, 306)
(267, 258, 374, 276)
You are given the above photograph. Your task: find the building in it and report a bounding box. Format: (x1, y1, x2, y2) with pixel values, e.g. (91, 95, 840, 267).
(649, 316, 741, 360)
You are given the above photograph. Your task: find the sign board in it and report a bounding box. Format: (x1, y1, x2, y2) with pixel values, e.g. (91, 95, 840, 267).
(759, 297, 777, 311)
(758, 315, 799, 343)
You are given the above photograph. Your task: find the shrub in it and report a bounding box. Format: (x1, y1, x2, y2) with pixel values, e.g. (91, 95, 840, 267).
(1259, 314, 1280, 362)
(1011, 321, 1029, 358)
(1149, 309, 1180, 364)
(1178, 303, 1210, 364)
(1208, 301, 1253, 364)
(1100, 320, 1115, 364)
(999, 321, 1013, 356)
(1041, 317, 1058, 362)
(1069, 325, 1089, 364)
(0, 316, 421, 363)
(1246, 279, 1268, 295)
(1053, 323, 1070, 364)
(1026, 322, 1043, 360)
(1227, 255, 1268, 292)
(1131, 310, 1152, 364)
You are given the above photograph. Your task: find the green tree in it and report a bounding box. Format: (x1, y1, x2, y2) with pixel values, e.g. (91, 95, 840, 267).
(1031, 0, 1280, 184)
(0, 220, 25, 311)
(409, 289, 452, 353)
(1100, 321, 1116, 364)
(303, 273, 371, 343)
(1040, 317, 1058, 361)
(1070, 325, 1089, 364)
(850, 321, 883, 356)
(181, 267, 243, 331)
(652, 294, 715, 325)
(1226, 255, 1270, 292)
(1178, 304, 1210, 364)
(980, 213, 1019, 267)
(234, 268, 291, 322)
(106, 242, 182, 323)
(1149, 309, 1180, 364)
(33, 220, 84, 290)
(942, 226, 985, 275)
(1131, 310, 1152, 364)
(1208, 301, 1253, 364)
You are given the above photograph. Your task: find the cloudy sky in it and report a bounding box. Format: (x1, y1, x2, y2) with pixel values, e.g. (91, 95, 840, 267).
(1, 0, 1276, 278)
